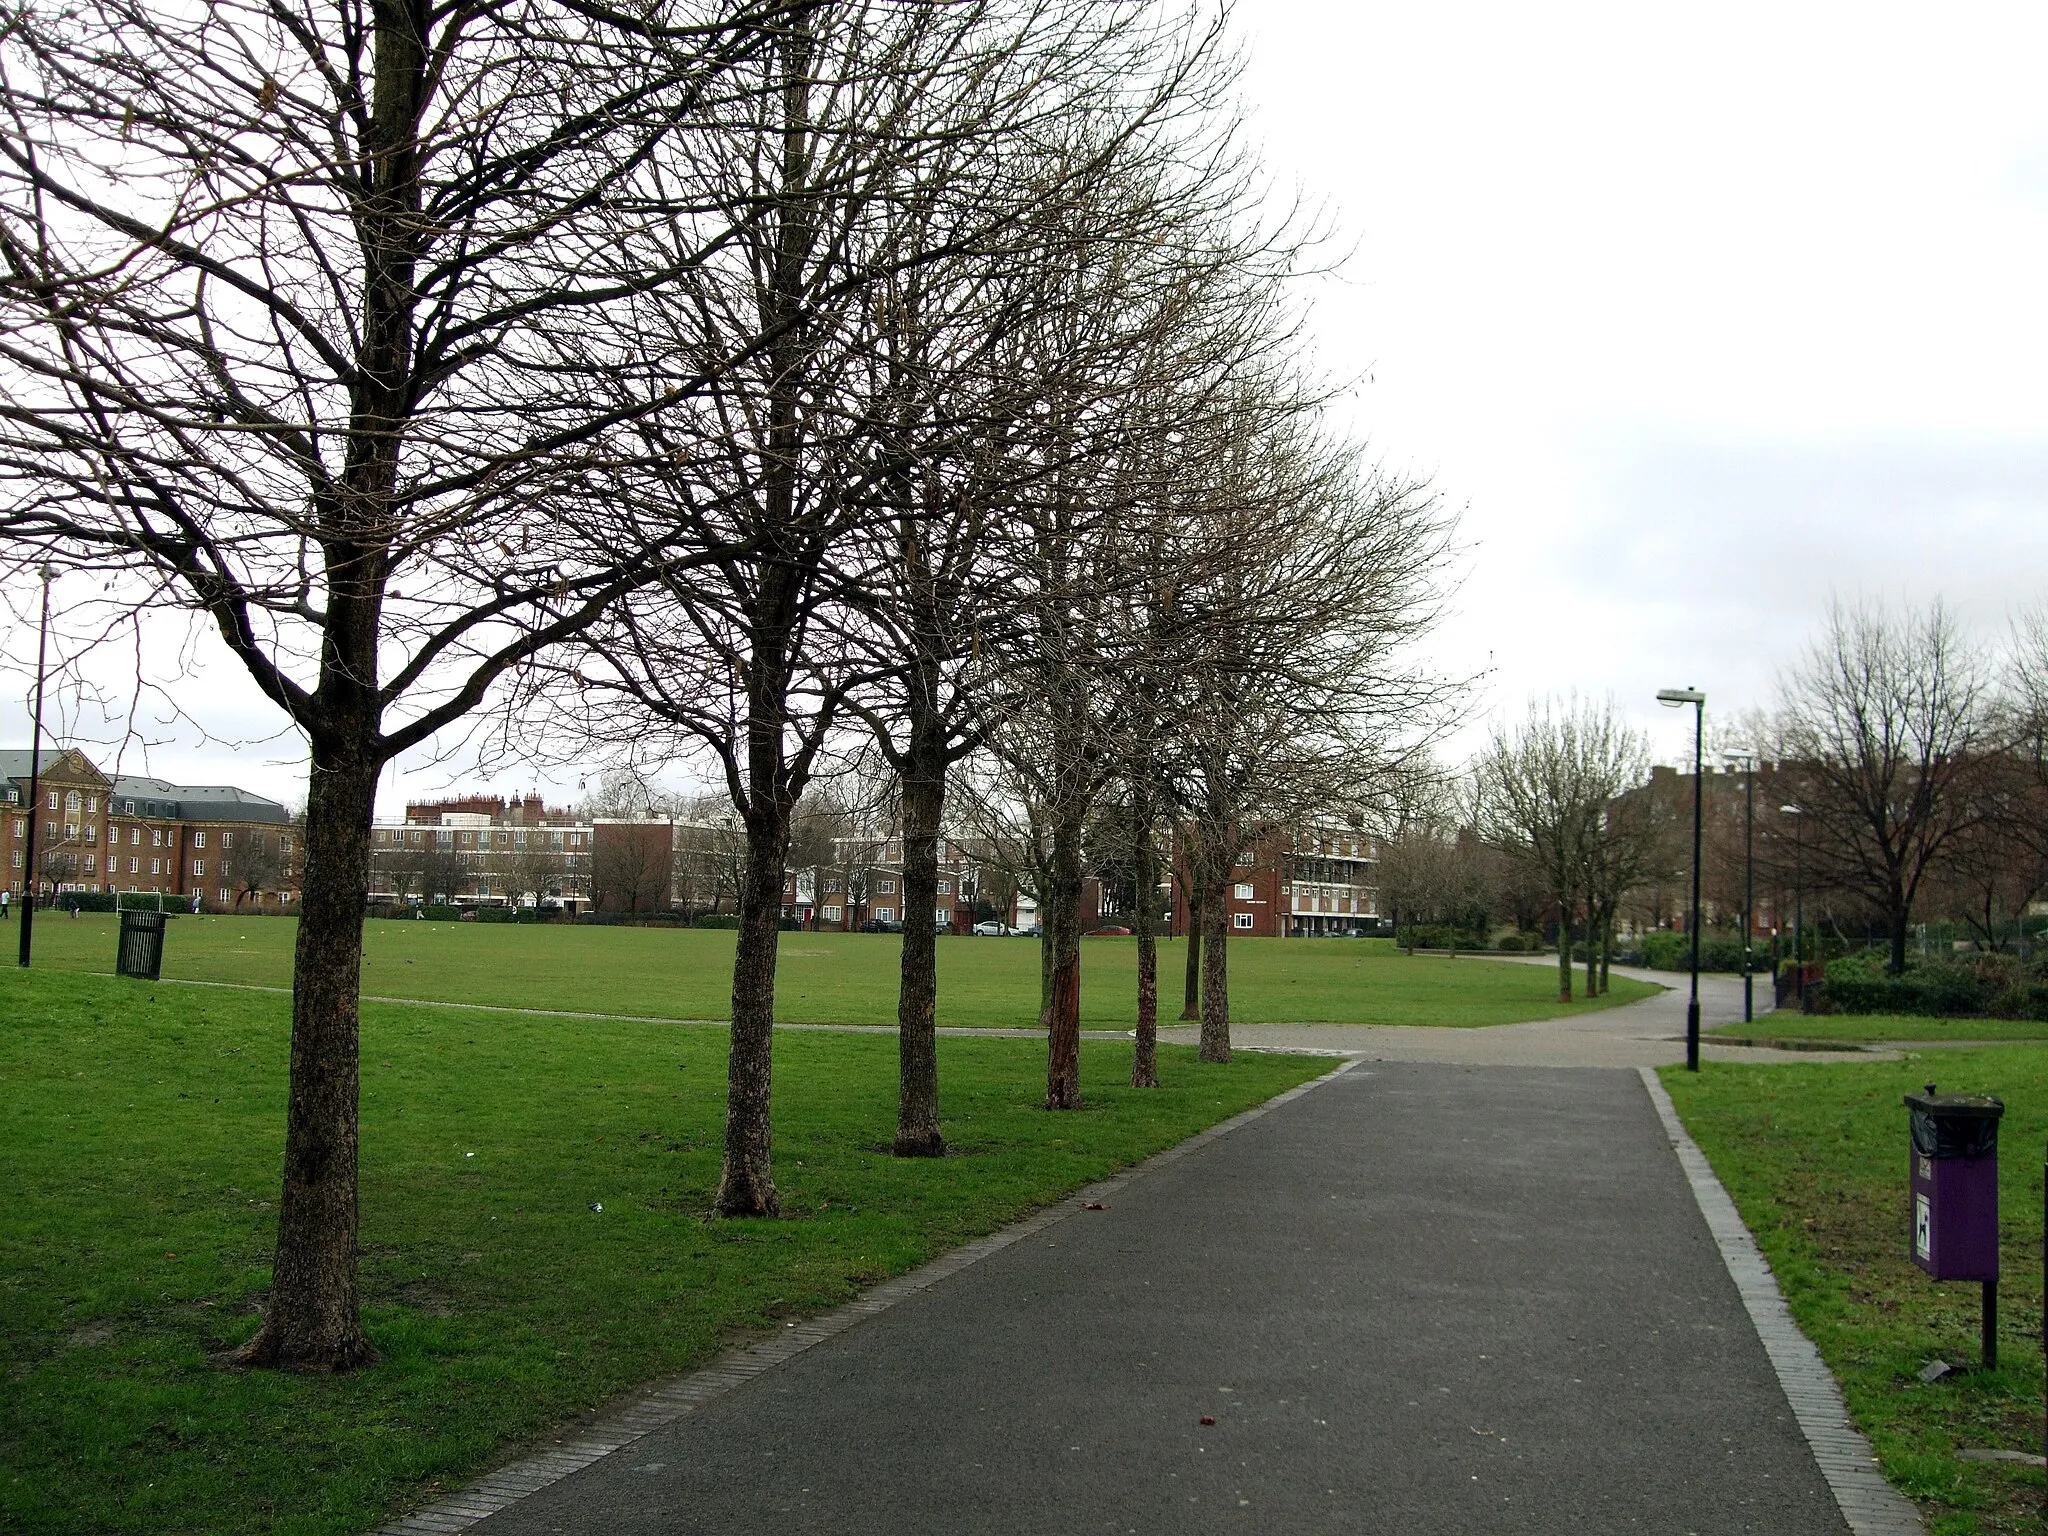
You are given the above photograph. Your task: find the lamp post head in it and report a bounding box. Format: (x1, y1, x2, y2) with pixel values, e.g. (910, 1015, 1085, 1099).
(38, 563, 55, 583)
(1778, 804, 1801, 816)
(1656, 687, 1706, 707)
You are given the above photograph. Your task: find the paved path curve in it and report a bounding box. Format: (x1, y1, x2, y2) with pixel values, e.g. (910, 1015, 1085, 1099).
(1162, 959, 1880, 1067)
(446, 1058, 1870, 1536)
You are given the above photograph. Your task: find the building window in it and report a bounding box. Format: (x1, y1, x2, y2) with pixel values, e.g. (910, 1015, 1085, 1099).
(84, 855, 96, 874)
(129, 857, 138, 875)
(219, 888, 230, 905)
(10, 819, 21, 838)
(129, 828, 139, 845)
(220, 860, 230, 877)
(84, 824, 95, 842)
(1233, 912, 1255, 930)
(150, 859, 161, 876)
(152, 829, 163, 847)
(46, 792, 58, 810)
(194, 831, 206, 848)
(936, 880, 952, 895)
(822, 905, 841, 922)
(64, 790, 80, 811)
(9, 851, 19, 868)
(1234, 882, 1255, 901)
(878, 879, 896, 894)
(86, 795, 97, 813)
(874, 907, 895, 922)
(193, 860, 205, 876)
(223, 831, 234, 848)
(1235, 851, 1255, 868)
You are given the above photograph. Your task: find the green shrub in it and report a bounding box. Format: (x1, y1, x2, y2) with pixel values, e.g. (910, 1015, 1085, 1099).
(54, 891, 118, 913)
(1628, 930, 1756, 973)
(693, 913, 740, 929)
(1397, 923, 1478, 951)
(473, 905, 516, 923)
(1494, 933, 1528, 953)
(1811, 954, 2048, 1019)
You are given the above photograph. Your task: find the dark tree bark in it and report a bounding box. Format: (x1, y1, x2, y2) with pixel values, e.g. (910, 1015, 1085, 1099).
(1130, 799, 1160, 1088)
(893, 712, 947, 1156)
(1198, 875, 1230, 1063)
(719, 799, 789, 1217)
(1044, 810, 1085, 1109)
(235, 739, 379, 1371)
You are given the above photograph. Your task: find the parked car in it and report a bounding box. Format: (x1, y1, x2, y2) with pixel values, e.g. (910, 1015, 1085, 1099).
(859, 918, 904, 934)
(972, 920, 1010, 936)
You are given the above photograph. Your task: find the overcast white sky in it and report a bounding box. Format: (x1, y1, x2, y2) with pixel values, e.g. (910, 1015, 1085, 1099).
(5, 0, 2046, 808)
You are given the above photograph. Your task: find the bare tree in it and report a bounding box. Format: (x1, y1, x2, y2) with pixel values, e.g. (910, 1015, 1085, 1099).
(1776, 598, 1989, 973)
(231, 829, 287, 909)
(1475, 697, 1646, 1003)
(0, 0, 796, 1366)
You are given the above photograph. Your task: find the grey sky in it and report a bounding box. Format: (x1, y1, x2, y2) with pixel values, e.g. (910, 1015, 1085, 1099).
(5, 0, 2044, 802)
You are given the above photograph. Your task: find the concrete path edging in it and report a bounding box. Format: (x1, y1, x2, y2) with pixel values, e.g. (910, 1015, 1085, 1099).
(1637, 1065, 1924, 1536)
(374, 1058, 1367, 1535)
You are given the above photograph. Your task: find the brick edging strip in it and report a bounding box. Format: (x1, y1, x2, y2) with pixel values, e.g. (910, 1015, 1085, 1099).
(1637, 1066, 1924, 1536)
(376, 1056, 1367, 1534)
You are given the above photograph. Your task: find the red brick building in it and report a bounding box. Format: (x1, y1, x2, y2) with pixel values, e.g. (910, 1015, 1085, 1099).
(3, 748, 298, 911)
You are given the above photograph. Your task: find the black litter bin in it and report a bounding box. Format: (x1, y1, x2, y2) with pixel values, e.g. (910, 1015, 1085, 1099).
(116, 908, 167, 981)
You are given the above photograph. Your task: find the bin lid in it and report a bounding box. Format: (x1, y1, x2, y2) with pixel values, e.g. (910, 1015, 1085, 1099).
(1903, 1090, 2004, 1120)
(1905, 1087, 2003, 1159)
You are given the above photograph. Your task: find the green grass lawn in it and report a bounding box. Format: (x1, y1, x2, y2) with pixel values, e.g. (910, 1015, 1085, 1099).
(1709, 1013, 2048, 1044)
(13, 913, 1655, 1028)
(0, 967, 1330, 1536)
(1665, 1049, 2048, 1535)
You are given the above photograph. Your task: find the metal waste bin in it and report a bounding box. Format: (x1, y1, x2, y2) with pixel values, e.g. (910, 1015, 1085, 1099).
(116, 908, 167, 981)
(1904, 1084, 2003, 1366)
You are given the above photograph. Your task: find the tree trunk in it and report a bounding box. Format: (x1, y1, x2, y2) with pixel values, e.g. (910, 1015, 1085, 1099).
(1180, 891, 1202, 1020)
(1598, 908, 1613, 995)
(1584, 906, 1597, 997)
(893, 725, 946, 1156)
(1131, 803, 1159, 1089)
(1555, 900, 1573, 1003)
(1198, 877, 1231, 1063)
(235, 740, 379, 1372)
(1045, 810, 1084, 1110)
(1889, 902, 1910, 975)
(718, 813, 787, 1216)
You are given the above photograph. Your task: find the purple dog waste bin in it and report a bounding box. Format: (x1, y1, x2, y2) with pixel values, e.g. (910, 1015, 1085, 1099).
(1904, 1084, 2003, 1368)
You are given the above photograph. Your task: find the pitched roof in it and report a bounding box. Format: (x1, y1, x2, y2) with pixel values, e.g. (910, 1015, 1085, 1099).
(108, 774, 291, 824)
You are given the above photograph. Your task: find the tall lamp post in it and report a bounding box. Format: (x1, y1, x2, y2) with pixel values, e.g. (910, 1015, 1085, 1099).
(18, 562, 56, 969)
(1780, 804, 1804, 1005)
(1725, 752, 1755, 1023)
(1658, 687, 1707, 1070)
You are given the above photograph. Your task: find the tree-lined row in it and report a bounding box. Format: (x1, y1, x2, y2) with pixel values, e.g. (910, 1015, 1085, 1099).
(0, 0, 1448, 1371)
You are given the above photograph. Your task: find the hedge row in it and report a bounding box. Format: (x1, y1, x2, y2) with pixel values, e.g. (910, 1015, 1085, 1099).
(1810, 953, 2048, 1019)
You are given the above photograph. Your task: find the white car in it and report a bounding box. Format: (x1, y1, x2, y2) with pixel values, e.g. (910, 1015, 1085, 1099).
(971, 920, 1011, 936)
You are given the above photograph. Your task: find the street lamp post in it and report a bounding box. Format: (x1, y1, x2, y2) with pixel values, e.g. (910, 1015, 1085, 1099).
(1658, 687, 1707, 1070)
(1780, 804, 1804, 1005)
(18, 563, 55, 969)
(1726, 753, 1756, 1023)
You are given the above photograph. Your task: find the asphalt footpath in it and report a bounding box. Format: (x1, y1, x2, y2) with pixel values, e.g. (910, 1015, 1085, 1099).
(473, 1062, 1846, 1535)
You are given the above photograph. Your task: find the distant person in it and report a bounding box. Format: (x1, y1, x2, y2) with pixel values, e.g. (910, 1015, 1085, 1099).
(191, 892, 201, 915)
(0, 888, 10, 919)
(69, 899, 79, 918)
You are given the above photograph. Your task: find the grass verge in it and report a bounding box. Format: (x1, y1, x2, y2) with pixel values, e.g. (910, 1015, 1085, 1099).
(15, 915, 1657, 1028)
(1707, 1013, 2048, 1045)
(1664, 1049, 2048, 1535)
(0, 967, 1330, 1535)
